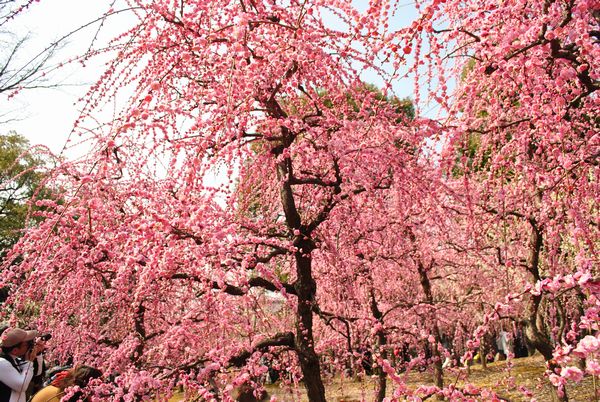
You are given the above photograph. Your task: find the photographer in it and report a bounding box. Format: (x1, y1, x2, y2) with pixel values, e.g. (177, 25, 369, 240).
(0, 328, 45, 402)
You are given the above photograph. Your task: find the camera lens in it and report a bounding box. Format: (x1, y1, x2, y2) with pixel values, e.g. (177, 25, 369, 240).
(40, 334, 52, 341)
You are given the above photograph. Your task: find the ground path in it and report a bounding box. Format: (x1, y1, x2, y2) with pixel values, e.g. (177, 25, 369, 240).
(265, 355, 595, 401)
(169, 355, 596, 401)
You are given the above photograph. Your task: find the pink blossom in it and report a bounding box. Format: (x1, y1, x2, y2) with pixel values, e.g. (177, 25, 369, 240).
(560, 366, 584, 382)
(578, 272, 592, 286)
(574, 335, 600, 355)
(586, 360, 600, 376)
(1, 0, 597, 399)
(549, 374, 565, 387)
(463, 383, 479, 394)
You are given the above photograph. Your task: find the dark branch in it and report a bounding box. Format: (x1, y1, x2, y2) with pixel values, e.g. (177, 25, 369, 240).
(228, 332, 295, 367)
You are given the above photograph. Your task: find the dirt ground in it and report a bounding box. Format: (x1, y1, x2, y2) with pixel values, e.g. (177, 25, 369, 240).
(167, 355, 596, 401)
(263, 355, 597, 401)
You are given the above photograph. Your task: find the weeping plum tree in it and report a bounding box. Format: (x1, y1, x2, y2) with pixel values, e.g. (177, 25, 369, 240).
(0, 1, 427, 400)
(313, 167, 498, 398)
(409, 0, 599, 400)
(1, 0, 599, 400)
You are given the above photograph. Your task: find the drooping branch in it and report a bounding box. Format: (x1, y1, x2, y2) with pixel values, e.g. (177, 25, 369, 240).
(170, 273, 297, 296)
(158, 331, 295, 381)
(228, 331, 295, 367)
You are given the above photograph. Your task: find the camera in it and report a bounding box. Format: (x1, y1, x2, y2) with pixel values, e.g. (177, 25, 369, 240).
(39, 333, 52, 342)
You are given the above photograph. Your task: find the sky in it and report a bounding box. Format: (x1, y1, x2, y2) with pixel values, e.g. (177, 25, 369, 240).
(2, 0, 132, 157)
(2, 1, 421, 159)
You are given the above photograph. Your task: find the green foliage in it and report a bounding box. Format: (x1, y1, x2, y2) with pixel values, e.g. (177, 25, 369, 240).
(461, 58, 477, 82)
(284, 83, 414, 121)
(450, 132, 494, 177)
(0, 132, 51, 256)
(314, 83, 415, 121)
(354, 83, 415, 120)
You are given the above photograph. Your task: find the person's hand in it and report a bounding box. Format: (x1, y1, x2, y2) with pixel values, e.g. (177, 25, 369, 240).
(35, 339, 46, 354)
(24, 347, 36, 362)
(24, 340, 45, 361)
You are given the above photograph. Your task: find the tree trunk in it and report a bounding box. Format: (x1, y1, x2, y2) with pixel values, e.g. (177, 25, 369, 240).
(432, 345, 444, 389)
(408, 226, 444, 390)
(525, 319, 568, 402)
(418, 261, 444, 388)
(294, 245, 326, 402)
(369, 288, 387, 402)
(416, 259, 444, 389)
(479, 342, 487, 369)
(275, 152, 326, 402)
(524, 216, 568, 402)
(375, 359, 387, 402)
